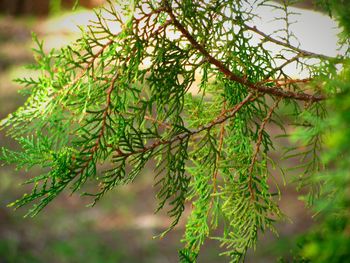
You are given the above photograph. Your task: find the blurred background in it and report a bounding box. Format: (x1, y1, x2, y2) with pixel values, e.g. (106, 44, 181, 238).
(0, 0, 334, 262)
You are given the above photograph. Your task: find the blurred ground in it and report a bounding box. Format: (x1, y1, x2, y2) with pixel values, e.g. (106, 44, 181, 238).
(0, 5, 315, 263)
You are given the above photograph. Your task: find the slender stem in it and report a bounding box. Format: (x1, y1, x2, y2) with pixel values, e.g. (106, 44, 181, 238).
(75, 73, 119, 177)
(248, 99, 281, 200)
(213, 101, 226, 194)
(144, 115, 172, 129)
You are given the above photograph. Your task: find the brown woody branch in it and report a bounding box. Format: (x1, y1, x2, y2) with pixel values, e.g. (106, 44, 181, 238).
(163, 2, 326, 102)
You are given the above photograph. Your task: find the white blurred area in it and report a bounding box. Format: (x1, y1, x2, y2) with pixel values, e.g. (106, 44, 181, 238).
(254, 4, 341, 57)
(250, 3, 343, 77)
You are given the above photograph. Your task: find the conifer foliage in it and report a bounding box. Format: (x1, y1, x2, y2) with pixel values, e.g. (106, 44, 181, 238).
(1, 0, 349, 262)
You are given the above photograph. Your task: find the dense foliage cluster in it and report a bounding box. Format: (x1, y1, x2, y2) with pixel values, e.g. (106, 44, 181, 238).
(1, 0, 349, 262)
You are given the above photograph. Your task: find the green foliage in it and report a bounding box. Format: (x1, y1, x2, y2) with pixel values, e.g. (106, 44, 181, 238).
(49, 0, 81, 14)
(285, 57, 350, 263)
(49, 0, 62, 15)
(0, 229, 138, 263)
(1, 0, 349, 262)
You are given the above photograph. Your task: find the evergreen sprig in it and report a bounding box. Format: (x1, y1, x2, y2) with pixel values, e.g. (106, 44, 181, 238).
(1, 0, 349, 262)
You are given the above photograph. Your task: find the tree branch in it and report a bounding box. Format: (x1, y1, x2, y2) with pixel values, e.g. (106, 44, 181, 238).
(164, 2, 326, 102)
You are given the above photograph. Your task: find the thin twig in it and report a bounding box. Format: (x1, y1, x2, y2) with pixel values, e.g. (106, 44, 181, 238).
(213, 100, 226, 194)
(113, 93, 255, 159)
(265, 54, 302, 79)
(144, 115, 172, 129)
(248, 99, 281, 200)
(238, 22, 338, 61)
(258, 77, 312, 87)
(75, 73, 119, 177)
